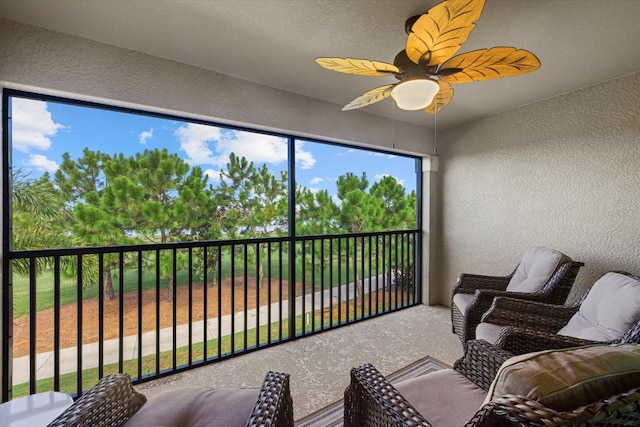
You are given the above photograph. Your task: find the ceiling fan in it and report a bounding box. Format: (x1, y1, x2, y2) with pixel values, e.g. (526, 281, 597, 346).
(315, 0, 540, 113)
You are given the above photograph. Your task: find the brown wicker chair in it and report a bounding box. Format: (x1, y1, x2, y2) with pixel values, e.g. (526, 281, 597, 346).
(451, 246, 583, 346)
(344, 340, 640, 426)
(47, 371, 293, 427)
(476, 271, 640, 355)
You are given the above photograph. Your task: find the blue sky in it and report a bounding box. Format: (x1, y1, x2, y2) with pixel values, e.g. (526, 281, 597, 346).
(10, 96, 418, 199)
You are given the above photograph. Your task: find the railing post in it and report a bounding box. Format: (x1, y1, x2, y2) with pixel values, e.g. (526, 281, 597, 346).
(415, 158, 423, 304)
(2, 274, 13, 402)
(2, 92, 13, 402)
(287, 137, 296, 340)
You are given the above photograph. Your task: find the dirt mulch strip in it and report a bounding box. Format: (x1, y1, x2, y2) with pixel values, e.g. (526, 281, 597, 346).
(13, 277, 304, 358)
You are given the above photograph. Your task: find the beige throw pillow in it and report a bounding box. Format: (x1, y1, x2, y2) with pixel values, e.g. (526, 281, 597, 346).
(484, 344, 640, 412)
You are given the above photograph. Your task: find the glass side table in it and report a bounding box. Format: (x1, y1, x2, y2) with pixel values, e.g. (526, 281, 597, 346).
(0, 392, 73, 426)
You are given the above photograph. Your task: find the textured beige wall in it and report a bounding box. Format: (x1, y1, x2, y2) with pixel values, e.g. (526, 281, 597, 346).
(435, 72, 640, 305)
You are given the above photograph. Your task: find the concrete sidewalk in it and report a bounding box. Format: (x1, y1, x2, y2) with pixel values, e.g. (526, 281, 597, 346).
(13, 274, 394, 384)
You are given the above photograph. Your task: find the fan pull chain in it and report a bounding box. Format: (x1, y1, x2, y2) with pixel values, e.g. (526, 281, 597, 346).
(392, 102, 396, 149)
(433, 111, 438, 155)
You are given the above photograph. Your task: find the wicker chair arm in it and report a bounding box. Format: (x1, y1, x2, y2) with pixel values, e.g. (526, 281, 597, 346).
(344, 363, 431, 427)
(459, 288, 569, 345)
(475, 288, 551, 302)
(494, 327, 598, 355)
(481, 297, 578, 331)
(467, 388, 640, 426)
(452, 272, 513, 295)
(466, 395, 574, 426)
(47, 374, 146, 427)
(453, 340, 513, 391)
(615, 319, 640, 344)
(571, 387, 640, 425)
(246, 371, 293, 427)
(536, 261, 584, 304)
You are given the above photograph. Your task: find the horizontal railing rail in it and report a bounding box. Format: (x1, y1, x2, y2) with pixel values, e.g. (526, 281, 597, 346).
(2, 229, 420, 401)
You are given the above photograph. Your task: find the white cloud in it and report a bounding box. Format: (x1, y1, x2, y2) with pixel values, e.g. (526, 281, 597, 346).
(295, 140, 316, 169)
(26, 154, 59, 172)
(175, 123, 221, 165)
(217, 131, 288, 166)
(139, 128, 154, 144)
(337, 148, 357, 157)
(371, 152, 397, 159)
(310, 177, 324, 185)
(375, 173, 405, 186)
(11, 98, 64, 153)
(204, 168, 221, 182)
(175, 123, 316, 170)
(296, 149, 315, 169)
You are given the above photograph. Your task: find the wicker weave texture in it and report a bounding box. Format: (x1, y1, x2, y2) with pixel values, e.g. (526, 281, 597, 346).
(344, 363, 431, 427)
(451, 261, 583, 346)
(246, 371, 293, 427)
(47, 371, 293, 427)
(346, 342, 640, 426)
(453, 339, 512, 391)
(46, 374, 146, 427)
(485, 271, 640, 355)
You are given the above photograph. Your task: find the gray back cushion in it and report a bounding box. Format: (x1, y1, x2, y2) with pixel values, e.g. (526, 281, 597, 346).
(506, 246, 568, 293)
(558, 272, 640, 341)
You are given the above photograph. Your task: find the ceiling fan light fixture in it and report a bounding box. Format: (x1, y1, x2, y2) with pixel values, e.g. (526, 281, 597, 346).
(391, 79, 439, 110)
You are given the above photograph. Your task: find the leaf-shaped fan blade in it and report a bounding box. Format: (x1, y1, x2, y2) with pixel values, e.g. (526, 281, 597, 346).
(424, 81, 454, 114)
(342, 84, 395, 111)
(439, 47, 541, 84)
(315, 57, 399, 77)
(406, 0, 485, 67)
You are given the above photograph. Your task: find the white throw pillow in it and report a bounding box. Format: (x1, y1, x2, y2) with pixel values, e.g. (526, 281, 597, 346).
(558, 272, 640, 341)
(505, 246, 567, 293)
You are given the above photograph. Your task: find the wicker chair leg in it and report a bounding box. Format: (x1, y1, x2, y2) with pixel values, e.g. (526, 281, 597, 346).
(343, 380, 360, 427)
(452, 304, 464, 341)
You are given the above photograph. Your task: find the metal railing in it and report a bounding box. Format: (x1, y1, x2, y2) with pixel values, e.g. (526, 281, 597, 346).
(2, 230, 420, 401)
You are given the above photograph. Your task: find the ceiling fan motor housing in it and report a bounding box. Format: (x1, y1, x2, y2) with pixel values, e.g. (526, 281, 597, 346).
(393, 50, 439, 81)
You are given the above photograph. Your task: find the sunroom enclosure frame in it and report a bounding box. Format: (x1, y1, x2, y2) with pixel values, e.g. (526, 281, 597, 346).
(1, 89, 424, 401)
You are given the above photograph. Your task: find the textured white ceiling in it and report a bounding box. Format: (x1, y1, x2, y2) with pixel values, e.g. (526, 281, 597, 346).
(1, 0, 639, 129)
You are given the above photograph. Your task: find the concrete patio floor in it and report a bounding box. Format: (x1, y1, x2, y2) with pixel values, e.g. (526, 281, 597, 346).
(133, 304, 462, 421)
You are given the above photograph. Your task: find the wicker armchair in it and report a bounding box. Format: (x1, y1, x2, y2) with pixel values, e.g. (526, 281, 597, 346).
(451, 246, 583, 346)
(344, 340, 640, 426)
(47, 371, 293, 427)
(477, 271, 640, 355)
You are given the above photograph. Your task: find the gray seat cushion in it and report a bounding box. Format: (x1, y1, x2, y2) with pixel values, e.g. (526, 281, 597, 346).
(124, 386, 259, 427)
(452, 292, 475, 313)
(505, 246, 568, 293)
(557, 272, 640, 341)
(475, 322, 504, 344)
(394, 369, 486, 427)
